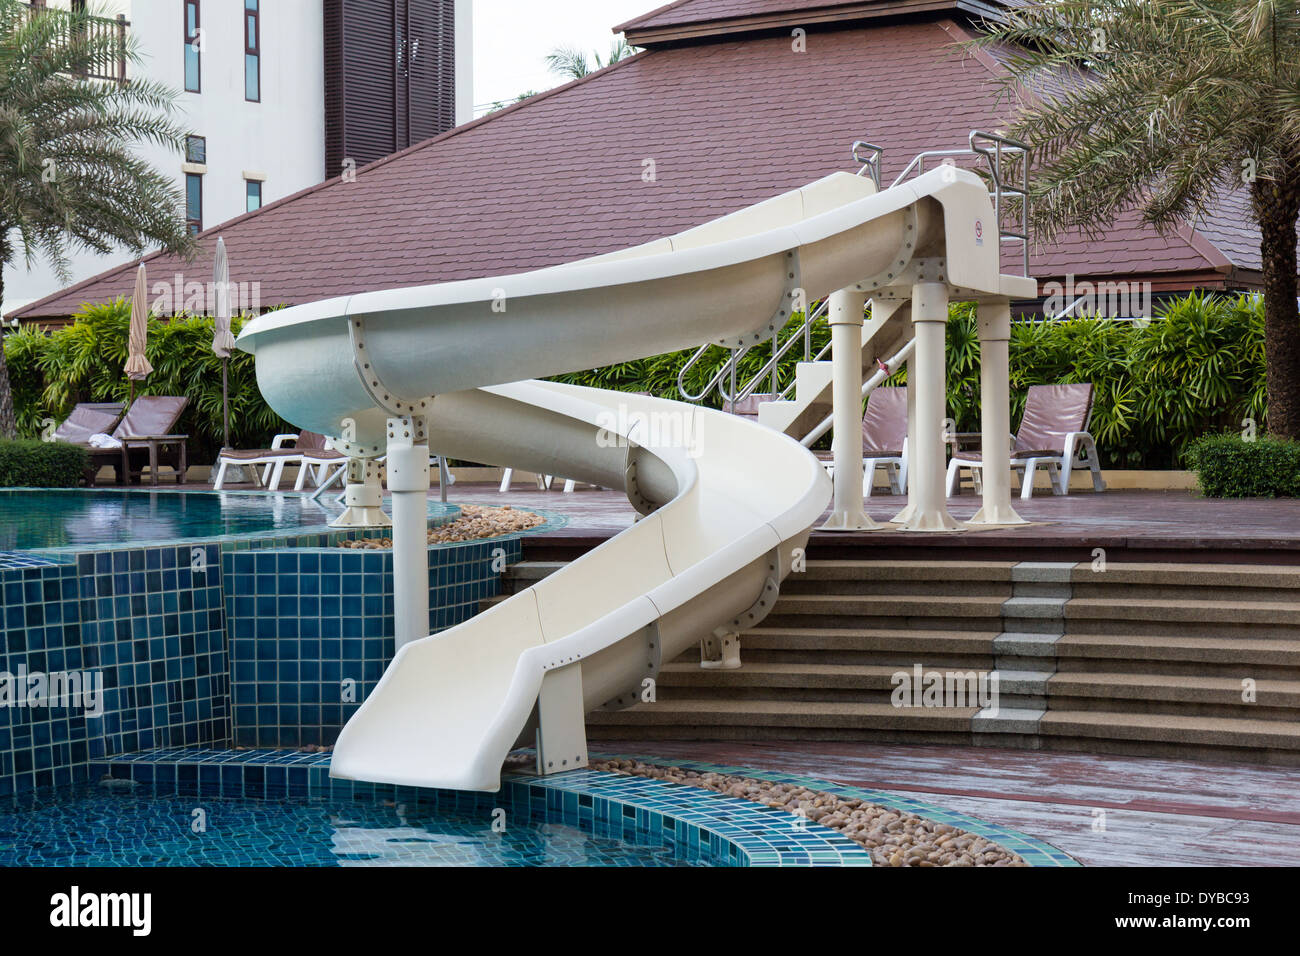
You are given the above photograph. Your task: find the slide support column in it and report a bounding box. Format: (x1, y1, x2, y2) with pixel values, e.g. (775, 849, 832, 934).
(330, 457, 391, 529)
(820, 287, 880, 531)
(969, 299, 1027, 525)
(387, 415, 431, 651)
(900, 276, 962, 532)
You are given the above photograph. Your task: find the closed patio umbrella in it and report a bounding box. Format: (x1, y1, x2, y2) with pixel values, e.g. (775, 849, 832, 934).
(124, 263, 152, 400)
(212, 237, 236, 449)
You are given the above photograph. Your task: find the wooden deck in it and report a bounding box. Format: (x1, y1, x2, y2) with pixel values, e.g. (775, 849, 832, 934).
(441, 485, 1300, 562)
(594, 738, 1300, 866)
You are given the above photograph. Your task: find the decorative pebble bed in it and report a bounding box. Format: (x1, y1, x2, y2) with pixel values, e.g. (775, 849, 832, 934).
(337, 505, 545, 548)
(588, 758, 1028, 867)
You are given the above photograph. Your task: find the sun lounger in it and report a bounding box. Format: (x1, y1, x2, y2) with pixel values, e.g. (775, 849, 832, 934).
(815, 386, 909, 496)
(213, 430, 344, 491)
(83, 396, 189, 486)
(946, 382, 1106, 499)
(50, 403, 124, 445)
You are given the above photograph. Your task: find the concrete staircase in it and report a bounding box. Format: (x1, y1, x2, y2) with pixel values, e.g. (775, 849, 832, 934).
(755, 302, 911, 438)
(490, 558, 1300, 765)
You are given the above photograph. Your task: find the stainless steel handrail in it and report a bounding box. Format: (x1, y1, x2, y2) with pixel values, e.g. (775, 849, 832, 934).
(721, 298, 832, 405)
(893, 130, 1031, 276)
(969, 130, 1030, 276)
(676, 342, 752, 403)
(851, 140, 884, 189)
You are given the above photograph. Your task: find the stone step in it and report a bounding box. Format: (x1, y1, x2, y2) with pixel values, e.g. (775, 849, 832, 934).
(741, 626, 998, 654)
(1047, 672, 1300, 720)
(797, 560, 1016, 582)
(1065, 596, 1300, 627)
(1067, 562, 1300, 591)
(1054, 634, 1300, 680)
(767, 593, 1007, 621)
(1039, 709, 1300, 753)
(586, 698, 978, 732)
(500, 560, 567, 593)
(781, 577, 1011, 597)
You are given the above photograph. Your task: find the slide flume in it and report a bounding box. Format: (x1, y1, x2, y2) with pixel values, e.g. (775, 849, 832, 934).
(238, 166, 1007, 790)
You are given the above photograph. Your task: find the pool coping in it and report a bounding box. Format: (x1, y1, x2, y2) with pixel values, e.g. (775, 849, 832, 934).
(594, 750, 1081, 866)
(89, 745, 1077, 867)
(91, 746, 870, 867)
(0, 487, 568, 558)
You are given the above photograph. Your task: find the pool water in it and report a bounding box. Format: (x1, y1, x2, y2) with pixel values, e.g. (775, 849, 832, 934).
(0, 785, 707, 867)
(0, 489, 342, 551)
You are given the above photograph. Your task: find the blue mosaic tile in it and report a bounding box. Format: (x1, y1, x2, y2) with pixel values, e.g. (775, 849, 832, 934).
(0, 493, 560, 795)
(86, 745, 870, 867)
(598, 750, 1080, 867)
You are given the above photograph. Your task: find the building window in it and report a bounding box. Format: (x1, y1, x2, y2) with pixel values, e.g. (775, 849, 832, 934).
(245, 179, 262, 213)
(185, 172, 202, 235)
(184, 0, 201, 92)
(184, 134, 206, 164)
(244, 0, 260, 102)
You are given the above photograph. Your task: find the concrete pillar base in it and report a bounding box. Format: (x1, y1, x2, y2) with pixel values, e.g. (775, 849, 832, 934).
(820, 509, 884, 532)
(898, 509, 966, 532)
(966, 503, 1028, 526)
(331, 458, 391, 528)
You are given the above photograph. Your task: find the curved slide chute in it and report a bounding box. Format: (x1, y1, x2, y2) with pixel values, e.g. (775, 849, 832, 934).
(238, 167, 1015, 791)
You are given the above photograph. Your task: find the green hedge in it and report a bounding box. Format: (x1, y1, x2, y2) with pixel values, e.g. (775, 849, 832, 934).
(0, 439, 89, 487)
(555, 292, 1266, 469)
(6, 291, 1269, 471)
(1184, 434, 1300, 498)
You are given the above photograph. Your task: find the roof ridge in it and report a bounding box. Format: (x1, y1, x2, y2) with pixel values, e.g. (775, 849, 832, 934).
(7, 49, 651, 320)
(614, 0, 700, 33)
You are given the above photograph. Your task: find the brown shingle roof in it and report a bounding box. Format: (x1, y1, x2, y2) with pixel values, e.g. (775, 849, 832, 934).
(618, 0, 985, 46)
(10, 12, 1258, 322)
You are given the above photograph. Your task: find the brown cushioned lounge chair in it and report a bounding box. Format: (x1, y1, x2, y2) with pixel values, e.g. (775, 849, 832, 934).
(946, 382, 1106, 500)
(815, 386, 909, 496)
(212, 430, 345, 491)
(84, 395, 189, 487)
(51, 402, 125, 445)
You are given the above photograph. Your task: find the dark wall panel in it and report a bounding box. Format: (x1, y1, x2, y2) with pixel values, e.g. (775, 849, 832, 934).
(324, 0, 457, 180)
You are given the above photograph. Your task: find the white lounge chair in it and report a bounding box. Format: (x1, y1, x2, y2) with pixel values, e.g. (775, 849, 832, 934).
(816, 386, 909, 496)
(213, 430, 342, 490)
(946, 383, 1106, 499)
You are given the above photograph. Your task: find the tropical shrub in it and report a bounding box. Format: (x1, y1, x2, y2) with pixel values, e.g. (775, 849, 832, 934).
(555, 292, 1267, 470)
(0, 439, 87, 487)
(8, 291, 1268, 472)
(6, 299, 290, 464)
(1184, 434, 1300, 498)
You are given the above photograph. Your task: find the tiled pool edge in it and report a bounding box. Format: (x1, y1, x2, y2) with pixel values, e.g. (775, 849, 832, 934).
(0, 497, 566, 792)
(94, 747, 871, 867)
(596, 750, 1080, 867)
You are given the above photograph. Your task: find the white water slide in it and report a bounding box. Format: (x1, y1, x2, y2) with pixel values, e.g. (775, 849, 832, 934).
(238, 163, 1033, 791)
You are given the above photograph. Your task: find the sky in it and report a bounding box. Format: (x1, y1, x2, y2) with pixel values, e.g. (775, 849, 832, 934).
(472, 0, 661, 114)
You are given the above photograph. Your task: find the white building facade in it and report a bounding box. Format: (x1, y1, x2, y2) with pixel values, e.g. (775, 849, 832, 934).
(4, 0, 472, 316)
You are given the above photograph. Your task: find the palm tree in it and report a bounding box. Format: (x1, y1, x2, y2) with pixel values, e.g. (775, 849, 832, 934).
(975, 0, 1300, 438)
(545, 37, 637, 81)
(0, 1, 194, 438)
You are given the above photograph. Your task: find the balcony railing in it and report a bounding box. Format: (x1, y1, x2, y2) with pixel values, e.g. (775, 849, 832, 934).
(26, 2, 130, 85)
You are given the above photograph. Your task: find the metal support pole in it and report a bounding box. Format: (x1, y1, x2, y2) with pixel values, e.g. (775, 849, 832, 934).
(387, 415, 431, 650)
(891, 353, 919, 524)
(899, 279, 962, 532)
(968, 300, 1027, 525)
(819, 287, 880, 531)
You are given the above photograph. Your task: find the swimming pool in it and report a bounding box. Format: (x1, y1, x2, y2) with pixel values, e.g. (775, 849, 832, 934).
(0, 489, 343, 552)
(0, 784, 705, 867)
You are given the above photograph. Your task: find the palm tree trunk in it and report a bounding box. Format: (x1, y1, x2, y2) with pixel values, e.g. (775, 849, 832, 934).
(0, 263, 16, 440)
(1252, 172, 1300, 440)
